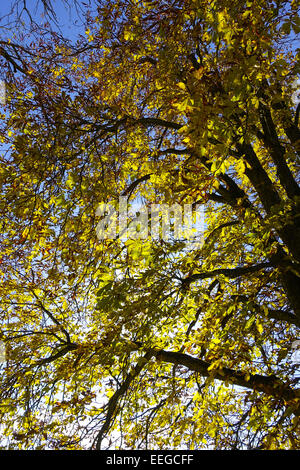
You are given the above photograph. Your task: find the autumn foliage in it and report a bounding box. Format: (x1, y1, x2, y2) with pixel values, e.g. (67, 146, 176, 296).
(0, 0, 300, 449)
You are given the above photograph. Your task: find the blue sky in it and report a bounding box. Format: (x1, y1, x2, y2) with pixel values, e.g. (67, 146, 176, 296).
(0, 0, 90, 42)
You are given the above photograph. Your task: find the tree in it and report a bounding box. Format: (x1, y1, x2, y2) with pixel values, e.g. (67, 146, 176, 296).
(0, 0, 300, 450)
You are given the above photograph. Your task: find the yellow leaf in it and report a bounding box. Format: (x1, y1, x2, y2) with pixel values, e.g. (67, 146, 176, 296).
(177, 82, 186, 90)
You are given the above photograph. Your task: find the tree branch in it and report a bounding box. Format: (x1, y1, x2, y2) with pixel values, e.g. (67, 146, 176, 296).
(94, 351, 152, 449)
(121, 174, 151, 198)
(136, 117, 182, 130)
(182, 262, 272, 289)
(36, 343, 78, 365)
(32, 292, 72, 345)
(237, 142, 282, 213)
(151, 348, 300, 404)
(257, 103, 300, 199)
(232, 294, 300, 328)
